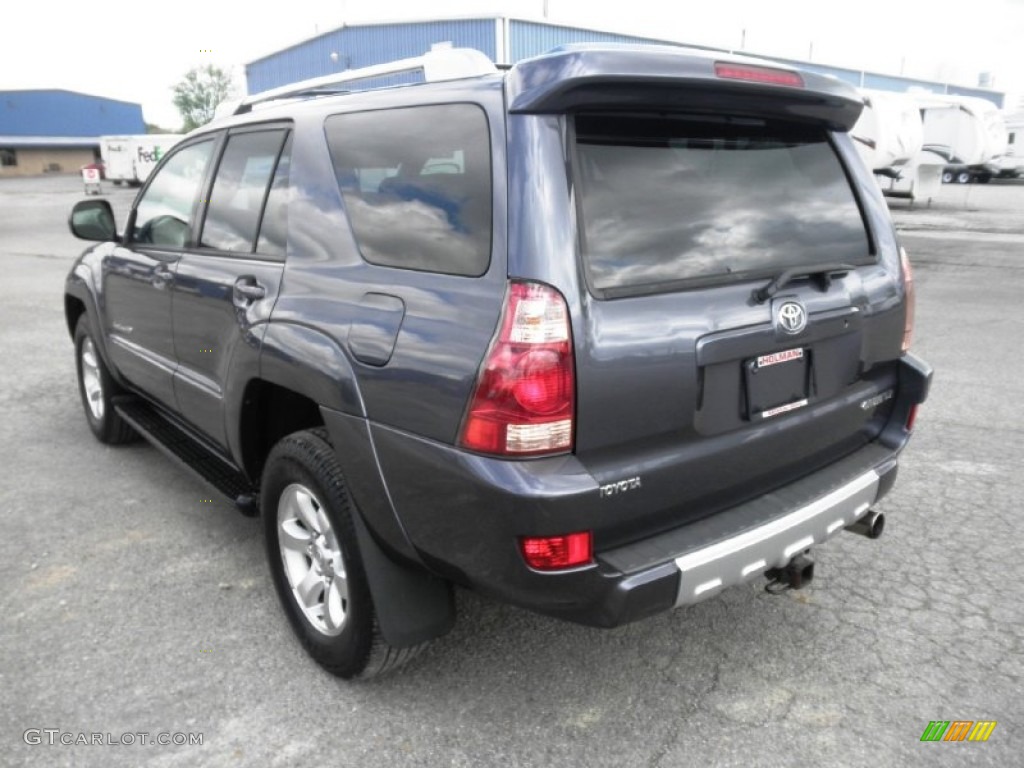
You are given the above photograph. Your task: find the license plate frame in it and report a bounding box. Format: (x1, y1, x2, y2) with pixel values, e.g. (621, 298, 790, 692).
(744, 347, 810, 420)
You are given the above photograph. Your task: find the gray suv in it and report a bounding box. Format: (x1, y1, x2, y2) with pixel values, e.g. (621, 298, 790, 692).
(65, 44, 932, 678)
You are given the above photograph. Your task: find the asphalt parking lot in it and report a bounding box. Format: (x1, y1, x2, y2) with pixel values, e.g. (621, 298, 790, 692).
(1, 174, 1022, 768)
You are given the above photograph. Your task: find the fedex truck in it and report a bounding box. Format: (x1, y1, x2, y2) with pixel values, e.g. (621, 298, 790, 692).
(99, 134, 183, 186)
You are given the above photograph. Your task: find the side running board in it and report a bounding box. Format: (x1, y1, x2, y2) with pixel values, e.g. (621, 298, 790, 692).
(114, 397, 258, 516)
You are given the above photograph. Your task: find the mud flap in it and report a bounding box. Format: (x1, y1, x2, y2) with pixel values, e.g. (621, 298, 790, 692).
(350, 509, 455, 649)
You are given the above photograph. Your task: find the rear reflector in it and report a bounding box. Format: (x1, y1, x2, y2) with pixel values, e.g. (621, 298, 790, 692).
(900, 246, 915, 353)
(521, 532, 593, 570)
(715, 63, 804, 88)
(906, 404, 919, 432)
(459, 281, 575, 456)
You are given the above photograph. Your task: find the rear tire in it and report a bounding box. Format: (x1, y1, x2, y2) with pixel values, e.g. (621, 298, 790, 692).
(261, 428, 426, 678)
(74, 317, 137, 444)
(957, 171, 971, 184)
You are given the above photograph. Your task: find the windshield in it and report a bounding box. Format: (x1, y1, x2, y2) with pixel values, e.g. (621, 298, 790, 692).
(574, 113, 872, 297)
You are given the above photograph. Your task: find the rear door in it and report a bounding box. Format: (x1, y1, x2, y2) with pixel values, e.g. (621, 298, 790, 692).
(532, 110, 903, 540)
(171, 125, 290, 448)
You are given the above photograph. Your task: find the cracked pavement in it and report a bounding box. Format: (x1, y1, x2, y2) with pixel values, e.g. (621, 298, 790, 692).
(1, 176, 1021, 767)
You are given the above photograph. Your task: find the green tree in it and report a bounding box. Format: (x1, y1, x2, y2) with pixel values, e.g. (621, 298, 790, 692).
(171, 65, 234, 132)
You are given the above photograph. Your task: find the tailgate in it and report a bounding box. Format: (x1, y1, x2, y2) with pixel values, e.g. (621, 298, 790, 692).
(566, 111, 906, 546)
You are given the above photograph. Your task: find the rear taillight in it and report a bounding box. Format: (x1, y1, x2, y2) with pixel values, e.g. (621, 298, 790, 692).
(900, 246, 915, 352)
(520, 532, 592, 570)
(459, 281, 575, 456)
(714, 62, 804, 88)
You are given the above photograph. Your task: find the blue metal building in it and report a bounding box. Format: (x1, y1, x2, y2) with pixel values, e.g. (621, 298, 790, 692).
(0, 90, 145, 177)
(245, 16, 1004, 107)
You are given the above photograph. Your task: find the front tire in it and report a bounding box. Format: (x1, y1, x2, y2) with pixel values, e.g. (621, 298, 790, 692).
(74, 318, 136, 444)
(261, 429, 424, 678)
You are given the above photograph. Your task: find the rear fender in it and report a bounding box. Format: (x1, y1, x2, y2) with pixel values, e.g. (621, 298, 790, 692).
(256, 325, 446, 643)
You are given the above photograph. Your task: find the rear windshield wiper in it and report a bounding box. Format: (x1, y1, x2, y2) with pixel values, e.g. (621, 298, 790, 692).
(752, 263, 855, 304)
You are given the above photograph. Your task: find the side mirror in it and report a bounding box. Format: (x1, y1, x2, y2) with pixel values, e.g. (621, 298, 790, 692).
(69, 199, 117, 242)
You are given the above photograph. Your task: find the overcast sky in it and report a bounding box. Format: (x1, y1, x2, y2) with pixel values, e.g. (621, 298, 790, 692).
(3, 0, 1022, 129)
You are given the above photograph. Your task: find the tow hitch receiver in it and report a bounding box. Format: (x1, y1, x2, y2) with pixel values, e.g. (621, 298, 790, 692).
(765, 553, 815, 594)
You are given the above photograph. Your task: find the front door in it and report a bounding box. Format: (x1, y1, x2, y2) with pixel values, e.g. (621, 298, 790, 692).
(104, 138, 217, 409)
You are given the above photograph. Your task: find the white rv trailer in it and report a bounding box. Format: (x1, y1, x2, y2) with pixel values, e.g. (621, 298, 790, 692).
(878, 93, 1008, 202)
(99, 134, 183, 187)
(850, 90, 924, 177)
(993, 112, 1024, 178)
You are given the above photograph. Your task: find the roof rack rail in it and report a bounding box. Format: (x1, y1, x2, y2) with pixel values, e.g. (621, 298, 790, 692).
(232, 47, 497, 115)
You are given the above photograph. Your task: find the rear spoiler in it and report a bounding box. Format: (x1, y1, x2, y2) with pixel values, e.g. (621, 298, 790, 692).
(507, 44, 864, 131)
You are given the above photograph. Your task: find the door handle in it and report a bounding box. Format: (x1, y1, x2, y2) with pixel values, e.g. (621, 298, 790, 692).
(153, 264, 174, 287)
(233, 278, 266, 304)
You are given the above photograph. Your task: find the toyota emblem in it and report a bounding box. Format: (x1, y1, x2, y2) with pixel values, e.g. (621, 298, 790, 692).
(776, 301, 807, 335)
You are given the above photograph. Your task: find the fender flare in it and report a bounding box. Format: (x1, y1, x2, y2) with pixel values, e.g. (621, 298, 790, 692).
(256, 322, 366, 416)
(252, 324, 453, 647)
(64, 264, 128, 389)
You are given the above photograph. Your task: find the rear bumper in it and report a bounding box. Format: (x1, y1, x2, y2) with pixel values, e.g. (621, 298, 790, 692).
(674, 466, 879, 604)
(365, 353, 931, 627)
(599, 445, 895, 618)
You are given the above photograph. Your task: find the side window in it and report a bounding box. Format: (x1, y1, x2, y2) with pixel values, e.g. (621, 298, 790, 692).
(201, 129, 287, 253)
(255, 133, 292, 257)
(325, 104, 492, 277)
(133, 140, 214, 247)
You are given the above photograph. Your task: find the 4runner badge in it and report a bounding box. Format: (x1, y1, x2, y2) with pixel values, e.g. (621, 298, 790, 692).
(860, 390, 894, 410)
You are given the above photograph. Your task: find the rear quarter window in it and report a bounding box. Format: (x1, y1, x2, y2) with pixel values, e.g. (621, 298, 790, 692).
(325, 104, 492, 277)
(573, 113, 873, 297)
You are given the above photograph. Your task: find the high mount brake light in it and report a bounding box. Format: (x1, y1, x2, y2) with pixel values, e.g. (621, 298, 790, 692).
(459, 281, 575, 457)
(714, 63, 804, 88)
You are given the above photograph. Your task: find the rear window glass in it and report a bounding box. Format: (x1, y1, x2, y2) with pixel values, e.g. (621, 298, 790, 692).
(325, 104, 492, 277)
(574, 114, 872, 297)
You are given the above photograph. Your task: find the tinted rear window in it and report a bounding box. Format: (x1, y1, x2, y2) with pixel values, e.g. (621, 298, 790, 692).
(574, 114, 872, 297)
(325, 104, 492, 277)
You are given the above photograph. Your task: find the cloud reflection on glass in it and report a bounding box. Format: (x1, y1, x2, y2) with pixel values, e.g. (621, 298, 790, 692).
(575, 115, 871, 295)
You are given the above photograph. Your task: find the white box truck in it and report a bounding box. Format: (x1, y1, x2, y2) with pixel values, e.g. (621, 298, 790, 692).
(100, 134, 183, 187)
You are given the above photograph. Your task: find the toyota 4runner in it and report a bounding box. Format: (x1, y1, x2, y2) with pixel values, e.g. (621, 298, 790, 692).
(65, 44, 932, 678)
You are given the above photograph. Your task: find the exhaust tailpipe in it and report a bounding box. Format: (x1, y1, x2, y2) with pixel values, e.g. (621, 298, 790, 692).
(846, 510, 885, 539)
(765, 553, 814, 592)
